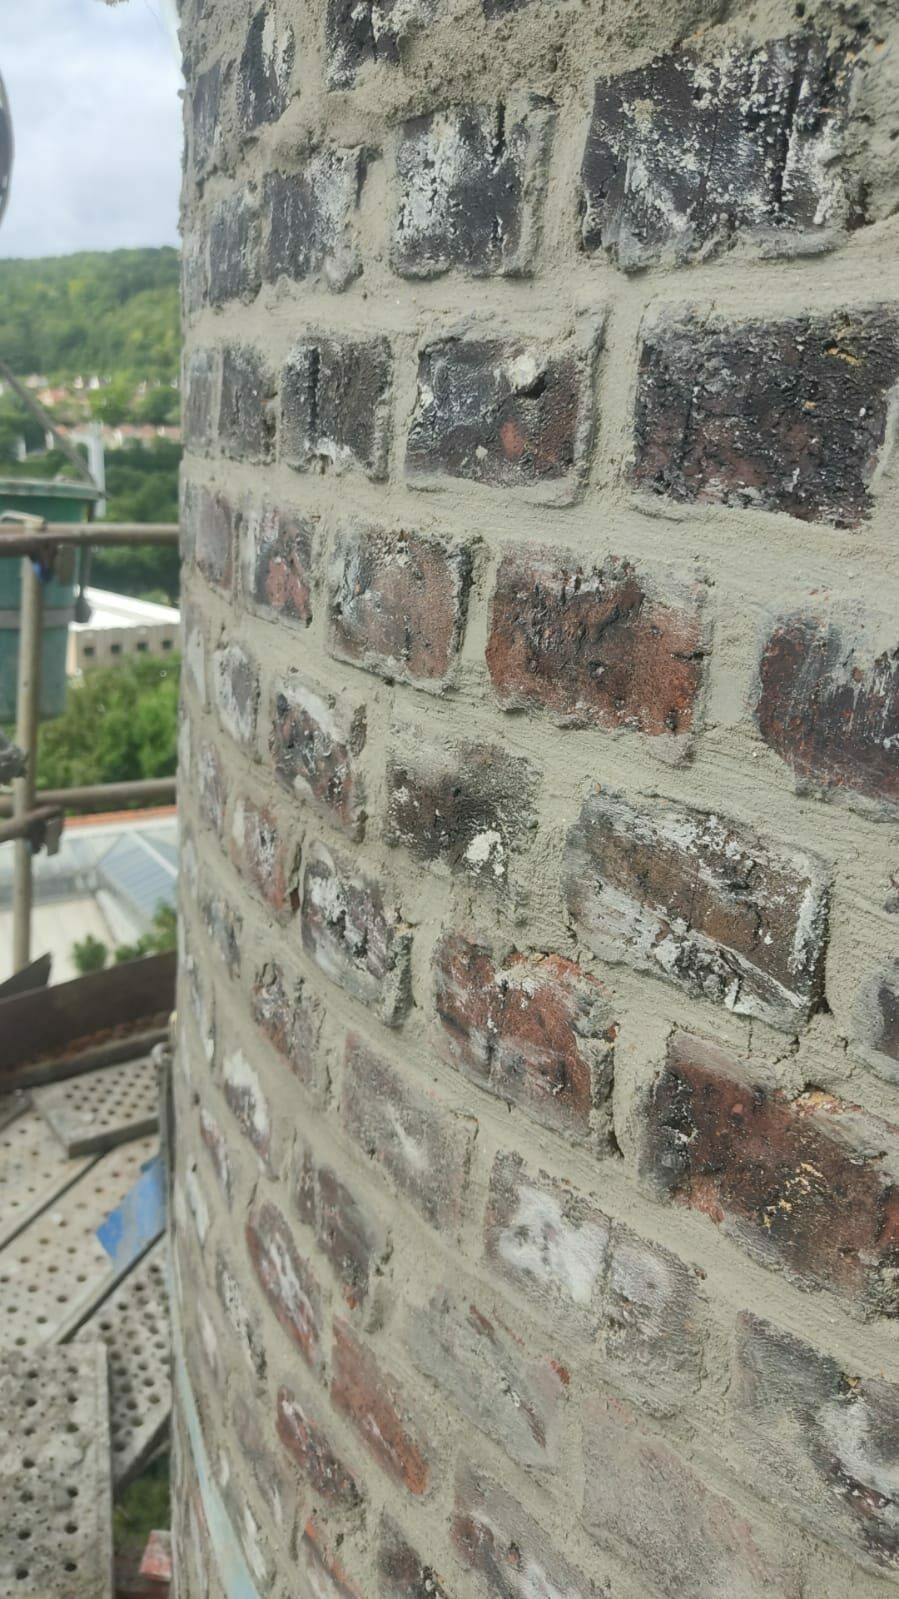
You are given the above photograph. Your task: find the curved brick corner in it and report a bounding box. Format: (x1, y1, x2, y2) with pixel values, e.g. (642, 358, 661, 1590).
(172, 0, 899, 1594)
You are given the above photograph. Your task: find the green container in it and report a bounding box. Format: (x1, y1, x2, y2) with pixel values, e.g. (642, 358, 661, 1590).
(0, 478, 100, 721)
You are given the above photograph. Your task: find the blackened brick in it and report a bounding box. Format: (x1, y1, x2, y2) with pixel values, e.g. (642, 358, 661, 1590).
(633, 309, 899, 527)
(564, 788, 829, 1030)
(230, 792, 299, 915)
(434, 936, 615, 1141)
(197, 739, 228, 833)
(292, 1142, 387, 1308)
(406, 335, 597, 493)
(191, 62, 223, 178)
(222, 1045, 272, 1164)
(193, 486, 234, 591)
(343, 1034, 475, 1232)
(243, 501, 314, 626)
(757, 614, 899, 809)
(200, 880, 242, 976)
(302, 845, 411, 1025)
(281, 335, 392, 479)
(386, 733, 536, 887)
(219, 345, 276, 463)
(209, 191, 261, 306)
(393, 100, 555, 278)
(487, 546, 705, 737)
(213, 641, 259, 751)
(183, 349, 218, 455)
(325, 0, 439, 90)
(238, 6, 294, 133)
(734, 1313, 899, 1572)
(647, 1032, 899, 1317)
(276, 1387, 361, 1507)
(252, 960, 324, 1090)
(264, 151, 364, 291)
(328, 525, 472, 688)
(582, 36, 859, 271)
(331, 1319, 429, 1495)
(379, 1518, 451, 1599)
(406, 1291, 565, 1466)
(246, 1199, 323, 1365)
(270, 675, 366, 837)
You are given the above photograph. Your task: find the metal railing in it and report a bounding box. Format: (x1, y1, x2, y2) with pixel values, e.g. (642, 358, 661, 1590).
(0, 520, 180, 973)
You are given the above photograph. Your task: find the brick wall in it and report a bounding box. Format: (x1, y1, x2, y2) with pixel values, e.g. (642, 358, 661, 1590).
(172, 0, 899, 1593)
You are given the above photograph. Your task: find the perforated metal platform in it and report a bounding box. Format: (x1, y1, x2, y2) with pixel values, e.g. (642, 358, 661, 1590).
(0, 1343, 113, 1597)
(0, 1136, 159, 1351)
(0, 1090, 28, 1133)
(0, 1109, 94, 1249)
(32, 1056, 160, 1157)
(78, 1240, 171, 1488)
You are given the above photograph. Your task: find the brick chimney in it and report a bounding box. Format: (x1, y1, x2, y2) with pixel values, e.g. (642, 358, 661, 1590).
(173, 0, 899, 1593)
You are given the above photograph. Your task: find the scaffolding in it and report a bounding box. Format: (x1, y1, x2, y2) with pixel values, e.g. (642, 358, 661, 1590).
(0, 520, 180, 974)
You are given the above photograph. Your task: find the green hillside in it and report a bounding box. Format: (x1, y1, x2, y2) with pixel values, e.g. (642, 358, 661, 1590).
(0, 247, 180, 381)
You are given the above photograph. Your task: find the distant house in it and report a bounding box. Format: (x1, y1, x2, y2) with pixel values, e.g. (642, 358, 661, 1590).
(67, 588, 180, 674)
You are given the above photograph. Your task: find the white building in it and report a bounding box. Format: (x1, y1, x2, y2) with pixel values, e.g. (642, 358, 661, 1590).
(67, 587, 180, 674)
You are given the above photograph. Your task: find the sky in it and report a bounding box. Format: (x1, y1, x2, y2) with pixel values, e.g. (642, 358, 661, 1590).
(1, 0, 183, 260)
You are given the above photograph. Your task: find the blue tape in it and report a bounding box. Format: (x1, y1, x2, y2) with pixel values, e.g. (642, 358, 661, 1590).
(96, 1154, 165, 1269)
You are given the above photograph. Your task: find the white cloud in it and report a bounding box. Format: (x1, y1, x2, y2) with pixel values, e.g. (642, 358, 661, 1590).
(0, 0, 183, 259)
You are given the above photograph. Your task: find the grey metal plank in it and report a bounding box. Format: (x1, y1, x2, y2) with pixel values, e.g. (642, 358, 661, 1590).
(0, 1136, 159, 1352)
(0, 1342, 113, 1597)
(0, 1108, 95, 1248)
(77, 1240, 171, 1489)
(32, 1055, 160, 1157)
(0, 1088, 28, 1132)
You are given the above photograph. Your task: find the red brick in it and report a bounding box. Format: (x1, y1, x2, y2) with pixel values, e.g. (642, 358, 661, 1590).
(270, 675, 366, 837)
(300, 1520, 364, 1599)
(302, 845, 412, 1025)
(343, 1034, 475, 1232)
(243, 501, 314, 626)
(756, 614, 899, 810)
(647, 1032, 899, 1318)
(487, 547, 705, 737)
(276, 1387, 361, 1508)
(453, 1462, 598, 1598)
(246, 1200, 323, 1364)
(435, 935, 615, 1142)
(564, 788, 829, 1031)
(328, 525, 473, 687)
(331, 1319, 429, 1495)
(734, 1313, 899, 1572)
(252, 959, 323, 1091)
(222, 1046, 272, 1166)
(633, 310, 899, 527)
(582, 1394, 800, 1598)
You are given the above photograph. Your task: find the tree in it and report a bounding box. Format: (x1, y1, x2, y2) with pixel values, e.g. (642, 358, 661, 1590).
(113, 903, 177, 964)
(72, 933, 109, 974)
(33, 654, 180, 791)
